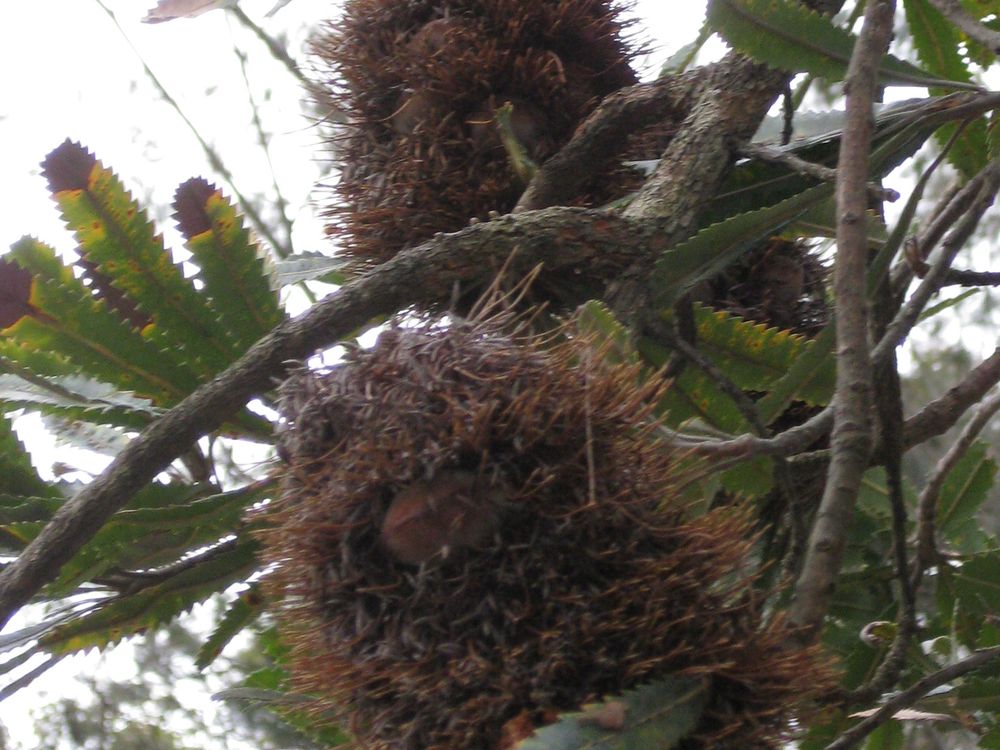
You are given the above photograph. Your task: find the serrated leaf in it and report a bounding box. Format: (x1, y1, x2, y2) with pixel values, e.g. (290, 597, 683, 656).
(951, 553, 1000, 644)
(47, 482, 269, 594)
(41, 415, 131, 456)
(693, 305, 815, 390)
(903, 0, 990, 178)
(709, 96, 960, 227)
(37, 539, 258, 655)
(756, 323, 836, 424)
(4, 237, 199, 404)
(0, 373, 160, 429)
(173, 179, 284, 352)
(937, 441, 998, 553)
(196, 584, 263, 670)
(651, 184, 834, 309)
(707, 0, 979, 89)
(42, 141, 237, 375)
(576, 301, 640, 367)
(143, 0, 237, 23)
(0, 414, 53, 498)
(515, 676, 708, 750)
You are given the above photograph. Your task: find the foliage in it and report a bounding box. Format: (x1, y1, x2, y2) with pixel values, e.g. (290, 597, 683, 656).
(3, 1, 1000, 749)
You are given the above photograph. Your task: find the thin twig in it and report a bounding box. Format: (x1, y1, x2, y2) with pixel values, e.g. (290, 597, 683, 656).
(891, 161, 993, 295)
(903, 347, 1000, 447)
(231, 37, 295, 257)
(737, 143, 900, 203)
(93, 0, 287, 257)
(826, 646, 1000, 750)
(875, 161, 1000, 367)
(937, 268, 1000, 287)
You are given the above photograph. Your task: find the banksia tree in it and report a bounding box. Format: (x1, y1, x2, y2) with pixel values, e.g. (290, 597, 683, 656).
(314, 0, 638, 265)
(260, 310, 833, 749)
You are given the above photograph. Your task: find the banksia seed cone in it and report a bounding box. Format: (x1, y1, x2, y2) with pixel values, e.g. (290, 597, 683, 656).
(260, 313, 834, 749)
(313, 0, 638, 265)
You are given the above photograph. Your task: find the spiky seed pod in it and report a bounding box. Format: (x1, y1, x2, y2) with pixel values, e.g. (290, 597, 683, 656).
(696, 237, 830, 337)
(314, 0, 639, 265)
(260, 314, 834, 750)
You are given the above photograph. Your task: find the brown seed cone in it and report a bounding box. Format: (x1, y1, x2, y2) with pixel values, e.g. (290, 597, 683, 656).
(313, 0, 639, 266)
(259, 315, 835, 749)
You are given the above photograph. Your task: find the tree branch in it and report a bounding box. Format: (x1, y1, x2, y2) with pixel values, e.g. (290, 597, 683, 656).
(0, 206, 663, 629)
(789, 0, 895, 643)
(514, 67, 712, 212)
(825, 646, 1000, 750)
(901, 347, 1000, 449)
(737, 142, 899, 203)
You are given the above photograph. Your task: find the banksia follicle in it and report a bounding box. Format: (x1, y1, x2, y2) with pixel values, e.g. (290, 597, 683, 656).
(313, 0, 638, 265)
(260, 313, 834, 749)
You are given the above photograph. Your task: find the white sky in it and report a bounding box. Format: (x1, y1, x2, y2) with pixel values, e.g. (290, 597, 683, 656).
(0, 2, 707, 747)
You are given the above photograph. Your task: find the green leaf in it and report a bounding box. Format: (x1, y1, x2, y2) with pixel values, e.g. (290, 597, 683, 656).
(37, 539, 259, 655)
(3, 237, 199, 404)
(936, 441, 998, 554)
(0, 373, 160, 429)
(708, 96, 964, 227)
(41, 141, 237, 375)
(693, 305, 815, 390)
(950, 553, 1000, 645)
(48, 482, 269, 594)
(756, 323, 836, 424)
(173, 179, 284, 353)
(196, 584, 264, 670)
(919, 289, 981, 322)
(0, 414, 53, 498)
(515, 676, 708, 750)
(576, 301, 640, 367)
(903, 0, 990, 178)
(707, 0, 978, 89)
(650, 184, 834, 309)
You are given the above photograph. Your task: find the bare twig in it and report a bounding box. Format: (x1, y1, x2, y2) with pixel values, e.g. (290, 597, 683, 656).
(903, 347, 1000, 448)
(789, 0, 895, 643)
(912, 389, 1000, 589)
(737, 143, 900, 203)
(937, 268, 1000, 287)
(232, 41, 295, 257)
(875, 161, 1000, 367)
(93, 0, 287, 257)
(891, 162, 995, 295)
(826, 646, 1000, 750)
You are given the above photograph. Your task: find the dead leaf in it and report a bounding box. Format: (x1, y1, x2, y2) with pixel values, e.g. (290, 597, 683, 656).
(142, 0, 237, 23)
(579, 700, 627, 731)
